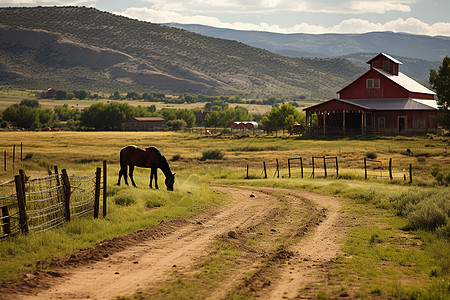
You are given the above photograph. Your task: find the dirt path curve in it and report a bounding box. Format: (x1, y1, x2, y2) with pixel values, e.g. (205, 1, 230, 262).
(262, 190, 342, 299)
(8, 186, 342, 300)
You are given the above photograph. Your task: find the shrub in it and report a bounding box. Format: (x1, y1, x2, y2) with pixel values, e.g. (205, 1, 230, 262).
(407, 200, 447, 231)
(366, 152, 378, 159)
(200, 149, 224, 161)
(171, 154, 181, 161)
(145, 199, 164, 208)
(114, 194, 136, 206)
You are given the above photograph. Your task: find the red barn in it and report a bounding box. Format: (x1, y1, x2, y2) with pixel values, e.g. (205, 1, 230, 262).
(305, 53, 439, 135)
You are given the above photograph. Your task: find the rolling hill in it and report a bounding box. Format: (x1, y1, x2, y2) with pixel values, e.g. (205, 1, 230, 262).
(0, 6, 365, 99)
(165, 23, 448, 82)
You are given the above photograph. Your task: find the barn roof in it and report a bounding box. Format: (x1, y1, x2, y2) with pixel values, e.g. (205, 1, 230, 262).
(373, 68, 436, 95)
(367, 53, 403, 65)
(305, 98, 439, 112)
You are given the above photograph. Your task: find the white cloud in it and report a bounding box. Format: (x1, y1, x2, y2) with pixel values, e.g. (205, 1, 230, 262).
(118, 6, 450, 36)
(138, 0, 414, 14)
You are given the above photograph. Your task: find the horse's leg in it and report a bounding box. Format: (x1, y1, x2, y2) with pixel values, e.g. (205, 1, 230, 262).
(149, 169, 154, 188)
(129, 165, 137, 187)
(153, 169, 159, 189)
(118, 165, 128, 186)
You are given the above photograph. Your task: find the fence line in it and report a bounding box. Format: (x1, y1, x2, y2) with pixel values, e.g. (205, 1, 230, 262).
(0, 162, 107, 239)
(245, 156, 413, 182)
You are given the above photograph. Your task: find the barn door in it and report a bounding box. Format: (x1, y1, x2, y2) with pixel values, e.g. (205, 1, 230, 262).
(398, 117, 406, 132)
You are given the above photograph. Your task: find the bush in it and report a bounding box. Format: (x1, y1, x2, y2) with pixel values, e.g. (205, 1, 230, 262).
(408, 200, 448, 231)
(366, 152, 378, 159)
(114, 194, 136, 206)
(200, 149, 225, 161)
(171, 154, 181, 161)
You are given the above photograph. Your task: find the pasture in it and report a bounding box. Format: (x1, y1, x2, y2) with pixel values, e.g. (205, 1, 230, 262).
(0, 131, 449, 299)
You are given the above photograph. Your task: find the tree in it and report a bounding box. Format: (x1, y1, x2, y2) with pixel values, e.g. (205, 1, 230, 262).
(73, 90, 89, 100)
(55, 90, 68, 100)
(430, 56, 450, 129)
(20, 99, 40, 108)
(261, 103, 304, 135)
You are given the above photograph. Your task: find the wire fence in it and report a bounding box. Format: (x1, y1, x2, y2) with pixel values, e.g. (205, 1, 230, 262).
(0, 163, 107, 239)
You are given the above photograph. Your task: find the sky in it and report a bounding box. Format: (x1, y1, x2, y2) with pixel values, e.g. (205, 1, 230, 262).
(1, 0, 449, 36)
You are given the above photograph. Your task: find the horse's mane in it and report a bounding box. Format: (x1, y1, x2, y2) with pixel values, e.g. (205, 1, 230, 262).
(148, 147, 171, 174)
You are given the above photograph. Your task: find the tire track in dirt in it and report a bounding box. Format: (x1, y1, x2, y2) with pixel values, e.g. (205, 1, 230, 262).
(10, 186, 280, 300)
(3, 186, 342, 300)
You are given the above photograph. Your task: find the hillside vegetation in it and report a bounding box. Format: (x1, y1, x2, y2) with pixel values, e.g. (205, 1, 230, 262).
(0, 6, 364, 99)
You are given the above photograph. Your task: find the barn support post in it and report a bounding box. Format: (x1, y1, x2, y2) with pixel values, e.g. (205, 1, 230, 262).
(263, 161, 267, 179)
(323, 113, 326, 135)
(389, 158, 393, 180)
(61, 169, 71, 222)
(300, 157, 303, 179)
(14, 174, 28, 234)
(323, 156, 327, 178)
(364, 158, 367, 180)
(94, 167, 101, 219)
(1, 206, 11, 237)
(103, 160, 107, 218)
(342, 111, 346, 136)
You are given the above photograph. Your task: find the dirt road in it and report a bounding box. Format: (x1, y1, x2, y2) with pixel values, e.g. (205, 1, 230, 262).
(3, 186, 344, 300)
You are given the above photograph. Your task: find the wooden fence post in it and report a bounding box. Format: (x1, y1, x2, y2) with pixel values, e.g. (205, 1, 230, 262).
(103, 160, 107, 218)
(300, 157, 303, 179)
(335, 157, 339, 178)
(1, 206, 11, 237)
(364, 158, 367, 180)
(21, 142, 23, 162)
(19, 169, 26, 201)
(263, 161, 267, 179)
(389, 158, 393, 180)
(288, 159, 291, 178)
(12, 145, 15, 170)
(61, 169, 71, 222)
(323, 156, 327, 178)
(409, 164, 413, 184)
(3, 151, 6, 171)
(14, 175, 28, 234)
(246, 164, 249, 179)
(94, 167, 101, 219)
(276, 159, 280, 178)
(312, 157, 315, 179)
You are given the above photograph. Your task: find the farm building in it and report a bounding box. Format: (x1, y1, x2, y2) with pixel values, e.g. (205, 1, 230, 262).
(121, 117, 165, 131)
(305, 53, 440, 135)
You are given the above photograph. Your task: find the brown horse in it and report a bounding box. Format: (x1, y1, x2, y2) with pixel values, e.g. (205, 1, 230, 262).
(117, 145, 175, 191)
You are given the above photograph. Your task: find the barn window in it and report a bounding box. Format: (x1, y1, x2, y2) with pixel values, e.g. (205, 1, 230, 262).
(413, 119, 425, 128)
(366, 79, 380, 89)
(383, 61, 390, 72)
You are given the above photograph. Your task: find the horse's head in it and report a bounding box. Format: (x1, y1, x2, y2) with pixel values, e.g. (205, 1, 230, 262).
(165, 173, 175, 191)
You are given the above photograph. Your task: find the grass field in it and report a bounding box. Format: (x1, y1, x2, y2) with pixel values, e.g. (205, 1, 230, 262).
(0, 131, 449, 298)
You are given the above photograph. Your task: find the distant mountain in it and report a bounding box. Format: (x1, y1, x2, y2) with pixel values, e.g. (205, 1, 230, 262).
(165, 23, 449, 62)
(0, 7, 366, 99)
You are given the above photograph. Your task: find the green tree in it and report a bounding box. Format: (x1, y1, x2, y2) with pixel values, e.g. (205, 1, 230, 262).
(73, 90, 89, 100)
(55, 90, 68, 100)
(20, 99, 40, 108)
(262, 103, 303, 135)
(430, 56, 450, 129)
